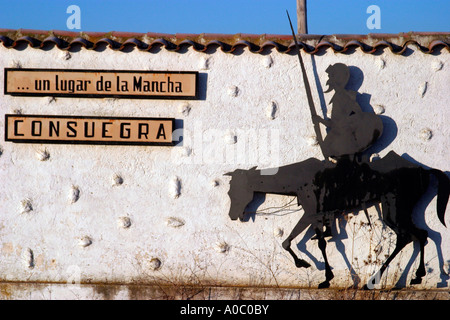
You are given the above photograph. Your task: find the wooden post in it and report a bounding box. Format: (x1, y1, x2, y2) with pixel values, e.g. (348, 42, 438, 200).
(297, 0, 308, 34)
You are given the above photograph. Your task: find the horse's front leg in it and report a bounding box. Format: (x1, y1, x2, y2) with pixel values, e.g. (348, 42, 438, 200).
(282, 213, 314, 268)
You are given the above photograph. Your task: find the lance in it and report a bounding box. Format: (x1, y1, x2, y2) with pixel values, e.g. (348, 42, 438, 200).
(286, 10, 324, 156)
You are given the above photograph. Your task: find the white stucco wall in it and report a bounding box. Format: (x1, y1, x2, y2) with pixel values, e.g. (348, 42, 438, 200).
(0, 41, 449, 298)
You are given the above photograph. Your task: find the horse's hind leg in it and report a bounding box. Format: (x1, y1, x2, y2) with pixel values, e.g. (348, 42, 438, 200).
(365, 232, 411, 289)
(315, 227, 334, 289)
(365, 195, 414, 289)
(410, 227, 428, 285)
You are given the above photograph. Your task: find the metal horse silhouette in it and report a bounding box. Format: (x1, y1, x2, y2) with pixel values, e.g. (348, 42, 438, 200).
(225, 13, 450, 289)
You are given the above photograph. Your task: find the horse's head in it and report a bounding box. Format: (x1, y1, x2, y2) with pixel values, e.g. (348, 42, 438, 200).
(224, 167, 257, 221)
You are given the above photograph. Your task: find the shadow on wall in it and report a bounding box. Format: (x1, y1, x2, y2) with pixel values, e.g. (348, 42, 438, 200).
(225, 61, 449, 289)
(305, 63, 447, 289)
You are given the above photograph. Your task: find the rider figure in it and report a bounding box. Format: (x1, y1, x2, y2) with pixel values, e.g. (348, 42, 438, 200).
(313, 63, 383, 162)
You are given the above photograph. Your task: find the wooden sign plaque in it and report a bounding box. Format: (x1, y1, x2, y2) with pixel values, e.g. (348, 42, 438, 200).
(5, 114, 175, 146)
(4, 68, 198, 100)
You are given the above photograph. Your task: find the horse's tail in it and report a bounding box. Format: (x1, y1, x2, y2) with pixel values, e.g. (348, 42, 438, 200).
(429, 169, 450, 227)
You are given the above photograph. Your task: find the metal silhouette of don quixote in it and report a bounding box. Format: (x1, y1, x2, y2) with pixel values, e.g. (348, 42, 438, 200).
(225, 13, 450, 289)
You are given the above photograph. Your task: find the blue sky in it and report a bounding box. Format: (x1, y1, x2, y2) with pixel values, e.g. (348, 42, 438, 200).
(0, 0, 449, 35)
